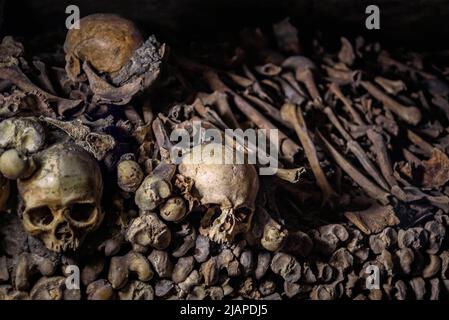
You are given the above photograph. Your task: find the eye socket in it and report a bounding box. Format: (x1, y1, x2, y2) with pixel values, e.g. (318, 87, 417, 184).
(25, 206, 54, 226)
(68, 203, 96, 223)
(235, 207, 252, 222)
(210, 206, 222, 220)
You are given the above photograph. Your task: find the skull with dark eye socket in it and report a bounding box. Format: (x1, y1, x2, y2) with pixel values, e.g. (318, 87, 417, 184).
(17, 143, 103, 252)
(179, 143, 259, 244)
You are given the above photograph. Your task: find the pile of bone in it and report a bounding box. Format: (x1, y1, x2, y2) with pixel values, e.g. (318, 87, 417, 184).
(1, 14, 449, 300)
(1, 208, 448, 300)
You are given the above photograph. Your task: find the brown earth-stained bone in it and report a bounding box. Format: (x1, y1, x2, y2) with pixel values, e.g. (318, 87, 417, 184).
(282, 56, 321, 104)
(148, 250, 173, 278)
(126, 213, 172, 251)
(323, 106, 389, 190)
(425, 220, 446, 254)
(0, 67, 82, 116)
(345, 204, 400, 235)
(203, 69, 301, 163)
(361, 81, 422, 125)
(338, 37, 356, 66)
(377, 51, 435, 80)
(160, 196, 187, 222)
(178, 270, 201, 293)
(201, 257, 219, 286)
(281, 103, 335, 203)
(30, 276, 79, 300)
(374, 77, 407, 95)
(255, 252, 271, 280)
(397, 228, 428, 250)
(324, 65, 362, 87)
(82, 62, 149, 105)
(421, 148, 449, 189)
(194, 235, 210, 263)
(369, 227, 398, 254)
(172, 256, 195, 284)
(86, 279, 115, 300)
(64, 14, 143, 80)
(329, 82, 366, 126)
(270, 252, 301, 283)
(171, 223, 197, 258)
(64, 14, 165, 105)
(254, 63, 282, 77)
(422, 255, 441, 279)
(108, 251, 153, 289)
(242, 92, 294, 130)
(317, 131, 390, 204)
(118, 280, 154, 300)
(13, 253, 57, 290)
(366, 129, 398, 188)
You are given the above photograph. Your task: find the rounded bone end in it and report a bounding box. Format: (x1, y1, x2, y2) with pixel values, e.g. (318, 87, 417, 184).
(261, 225, 288, 252)
(402, 106, 422, 125)
(0, 149, 35, 180)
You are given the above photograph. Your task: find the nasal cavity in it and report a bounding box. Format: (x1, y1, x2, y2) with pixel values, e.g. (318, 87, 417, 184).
(55, 222, 72, 240)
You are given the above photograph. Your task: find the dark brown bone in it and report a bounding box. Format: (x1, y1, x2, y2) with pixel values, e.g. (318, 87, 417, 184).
(361, 81, 422, 125)
(0, 66, 82, 116)
(345, 204, 400, 235)
(317, 131, 390, 204)
(282, 56, 321, 104)
(281, 103, 335, 203)
(323, 106, 389, 190)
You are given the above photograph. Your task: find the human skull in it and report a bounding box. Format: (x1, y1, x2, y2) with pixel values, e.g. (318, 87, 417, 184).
(64, 13, 144, 81)
(179, 143, 259, 244)
(17, 143, 103, 252)
(63, 14, 165, 105)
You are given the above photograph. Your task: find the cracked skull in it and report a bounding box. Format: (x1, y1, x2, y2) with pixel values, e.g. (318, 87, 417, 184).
(64, 13, 143, 80)
(63, 14, 165, 105)
(17, 143, 103, 252)
(179, 143, 259, 244)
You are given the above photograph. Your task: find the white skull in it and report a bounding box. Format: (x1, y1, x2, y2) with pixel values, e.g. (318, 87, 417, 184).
(179, 143, 259, 244)
(17, 143, 103, 252)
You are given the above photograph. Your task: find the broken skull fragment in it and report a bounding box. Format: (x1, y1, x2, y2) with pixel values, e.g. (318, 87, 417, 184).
(64, 13, 166, 105)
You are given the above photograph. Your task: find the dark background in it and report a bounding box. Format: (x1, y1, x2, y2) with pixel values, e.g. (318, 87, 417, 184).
(0, 0, 448, 50)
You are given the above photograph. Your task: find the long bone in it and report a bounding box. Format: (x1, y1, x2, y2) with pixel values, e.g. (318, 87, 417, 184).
(360, 80, 422, 125)
(282, 56, 322, 105)
(328, 82, 366, 126)
(323, 106, 390, 191)
(317, 131, 390, 205)
(0, 66, 82, 116)
(281, 103, 335, 203)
